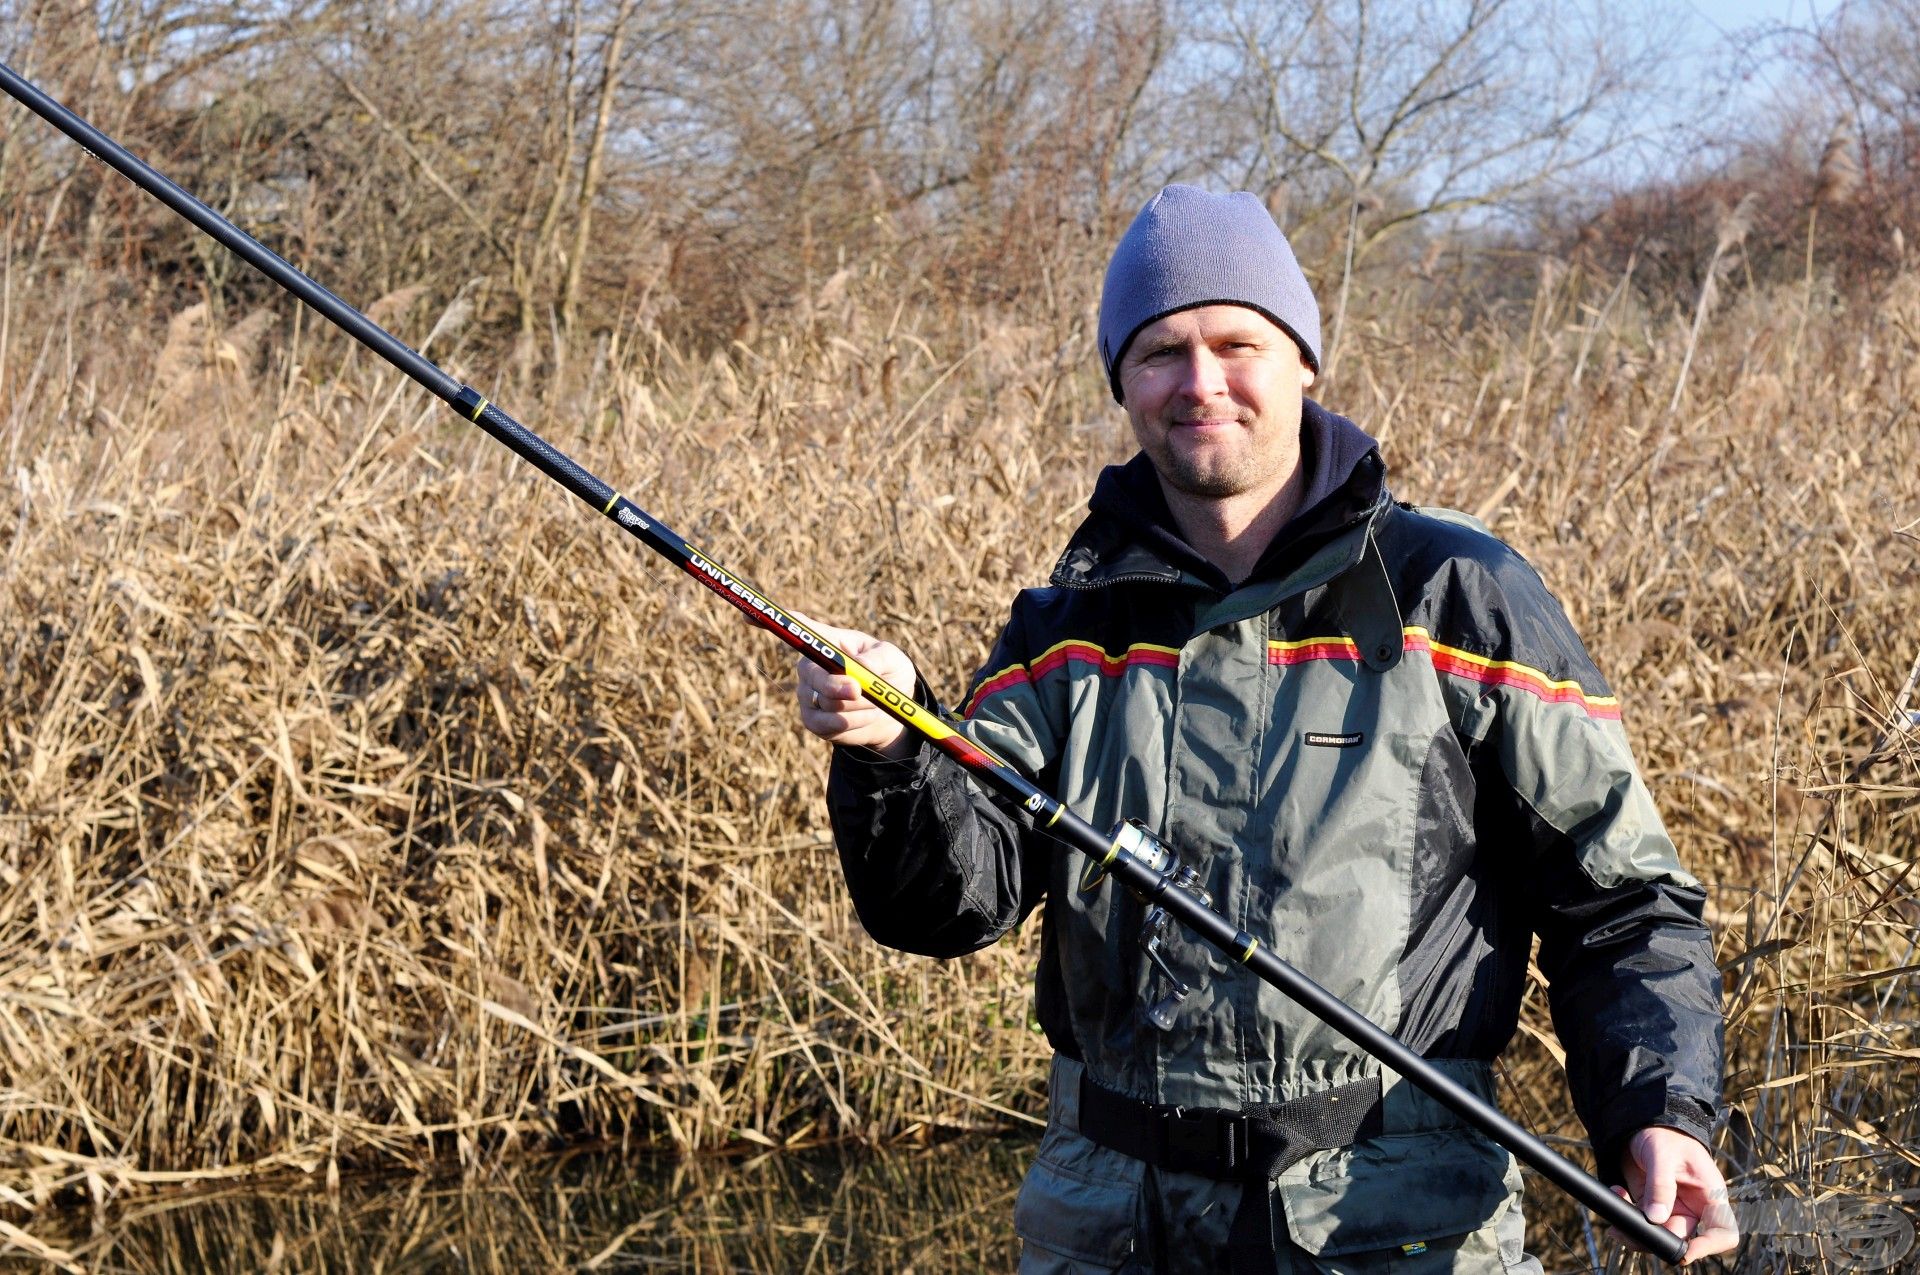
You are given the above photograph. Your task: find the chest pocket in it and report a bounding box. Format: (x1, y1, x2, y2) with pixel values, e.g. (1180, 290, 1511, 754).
(1243, 623, 1452, 1038)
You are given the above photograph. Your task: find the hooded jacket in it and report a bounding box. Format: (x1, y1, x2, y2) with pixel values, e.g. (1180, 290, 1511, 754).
(826, 400, 1722, 1264)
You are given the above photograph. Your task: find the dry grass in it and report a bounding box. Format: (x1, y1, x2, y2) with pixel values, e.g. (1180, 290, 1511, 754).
(0, 243, 1916, 1266)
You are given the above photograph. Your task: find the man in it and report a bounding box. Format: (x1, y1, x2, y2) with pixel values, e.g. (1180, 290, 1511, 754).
(795, 186, 1737, 1272)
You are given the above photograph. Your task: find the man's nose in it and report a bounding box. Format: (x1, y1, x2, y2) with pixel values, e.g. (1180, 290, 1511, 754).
(1174, 347, 1229, 400)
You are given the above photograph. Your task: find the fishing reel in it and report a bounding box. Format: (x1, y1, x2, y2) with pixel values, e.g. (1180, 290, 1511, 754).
(1080, 819, 1213, 1032)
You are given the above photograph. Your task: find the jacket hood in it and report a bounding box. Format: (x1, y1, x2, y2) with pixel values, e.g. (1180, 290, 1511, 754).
(1053, 398, 1384, 592)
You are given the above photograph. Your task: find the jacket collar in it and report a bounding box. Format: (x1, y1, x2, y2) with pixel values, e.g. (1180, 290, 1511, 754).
(1049, 398, 1388, 595)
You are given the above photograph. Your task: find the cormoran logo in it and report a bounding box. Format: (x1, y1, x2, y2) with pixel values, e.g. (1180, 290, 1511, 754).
(1304, 731, 1365, 748)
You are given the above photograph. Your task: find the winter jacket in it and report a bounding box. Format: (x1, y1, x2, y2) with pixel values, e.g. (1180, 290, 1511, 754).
(826, 400, 1723, 1269)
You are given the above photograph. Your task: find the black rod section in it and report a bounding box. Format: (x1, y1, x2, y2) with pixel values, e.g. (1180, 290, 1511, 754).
(0, 60, 1686, 1266)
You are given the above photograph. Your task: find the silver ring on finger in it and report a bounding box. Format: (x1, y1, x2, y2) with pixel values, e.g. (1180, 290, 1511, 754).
(810, 688, 822, 710)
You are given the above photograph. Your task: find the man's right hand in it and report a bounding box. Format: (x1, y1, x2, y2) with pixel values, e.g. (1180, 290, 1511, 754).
(792, 617, 918, 760)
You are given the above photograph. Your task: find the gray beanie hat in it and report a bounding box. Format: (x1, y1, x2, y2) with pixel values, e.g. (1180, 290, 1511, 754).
(1097, 184, 1321, 402)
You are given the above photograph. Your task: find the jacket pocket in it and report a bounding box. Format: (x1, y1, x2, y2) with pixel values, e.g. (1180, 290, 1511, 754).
(1014, 1140, 1141, 1269)
(1275, 1129, 1514, 1258)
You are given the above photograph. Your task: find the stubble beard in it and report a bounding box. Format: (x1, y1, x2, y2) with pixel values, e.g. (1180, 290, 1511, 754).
(1149, 417, 1284, 501)
(1157, 454, 1253, 498)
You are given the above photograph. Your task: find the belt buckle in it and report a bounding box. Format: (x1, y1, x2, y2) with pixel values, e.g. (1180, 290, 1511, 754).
(1220, 1113, 1245, 1170)
(1157, 1107, 1243, 1173)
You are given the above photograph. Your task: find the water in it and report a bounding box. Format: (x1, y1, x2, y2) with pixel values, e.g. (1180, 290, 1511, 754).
(8, 1139, 1033, 1273)
(17, 1141, 1915, 1271)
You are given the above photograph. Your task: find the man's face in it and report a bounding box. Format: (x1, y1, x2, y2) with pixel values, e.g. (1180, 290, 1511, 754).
(1116, 305, 1316, 504)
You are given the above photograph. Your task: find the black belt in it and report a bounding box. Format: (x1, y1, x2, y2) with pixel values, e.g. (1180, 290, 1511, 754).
(1077, 1072, 1385, 1275)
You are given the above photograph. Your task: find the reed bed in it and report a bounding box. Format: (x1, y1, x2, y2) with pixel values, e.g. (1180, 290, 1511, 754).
(0, 249, 1915, 1266)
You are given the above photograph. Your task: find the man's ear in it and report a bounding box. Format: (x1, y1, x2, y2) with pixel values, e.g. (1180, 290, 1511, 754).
(1300, 355, 1317, 391)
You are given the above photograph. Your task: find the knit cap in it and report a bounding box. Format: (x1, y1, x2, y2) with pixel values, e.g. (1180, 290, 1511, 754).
(1097, 185, 1321, 402)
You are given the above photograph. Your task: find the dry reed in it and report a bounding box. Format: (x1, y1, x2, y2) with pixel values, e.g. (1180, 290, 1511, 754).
(0, 244, 1915, 1267)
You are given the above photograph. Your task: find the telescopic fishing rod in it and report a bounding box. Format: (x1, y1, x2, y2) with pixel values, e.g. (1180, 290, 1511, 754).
(0, 62, 1688, 1265)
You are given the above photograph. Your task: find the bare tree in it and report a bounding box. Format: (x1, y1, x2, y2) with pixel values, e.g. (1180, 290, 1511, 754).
(6, 0, 1733, 374)
(1796, 0, 1920, 192)
(1179, 0, 1679, 373)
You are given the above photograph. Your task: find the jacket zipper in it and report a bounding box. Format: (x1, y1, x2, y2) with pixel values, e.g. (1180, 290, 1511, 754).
(1052, 570, 1191, 591)
(1049, 497, 1391, 593)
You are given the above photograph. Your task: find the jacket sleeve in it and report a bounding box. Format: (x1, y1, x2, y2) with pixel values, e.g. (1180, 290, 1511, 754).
(1448, 552, 1724, 1183)
(825, 596, 1058, 958)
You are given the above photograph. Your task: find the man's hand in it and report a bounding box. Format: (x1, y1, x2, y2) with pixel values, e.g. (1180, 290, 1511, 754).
(1613, 1126, 1740, 1265)
(791, 616, 917, 760)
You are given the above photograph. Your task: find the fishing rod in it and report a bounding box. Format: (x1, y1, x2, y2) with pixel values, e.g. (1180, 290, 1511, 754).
(0, 62, 1688, 1265)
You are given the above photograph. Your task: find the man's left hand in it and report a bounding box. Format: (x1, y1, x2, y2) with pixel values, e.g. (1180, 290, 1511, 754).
(1613, 1126, 1740, 1265)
